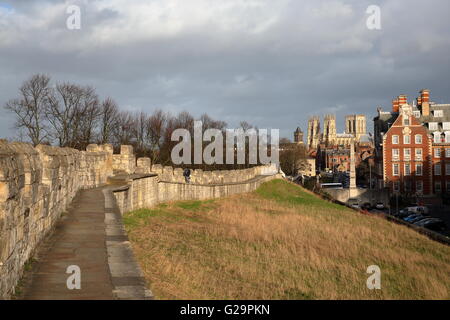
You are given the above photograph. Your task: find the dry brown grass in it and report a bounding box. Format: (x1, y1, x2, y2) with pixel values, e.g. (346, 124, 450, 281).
(124, 180, 450, 300)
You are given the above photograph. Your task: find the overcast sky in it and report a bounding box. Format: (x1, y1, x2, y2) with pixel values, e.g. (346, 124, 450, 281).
(1, 0, 450, 140)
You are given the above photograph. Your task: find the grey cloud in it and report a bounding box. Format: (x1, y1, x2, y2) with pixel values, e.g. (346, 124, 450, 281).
(1, 0, 450, 140)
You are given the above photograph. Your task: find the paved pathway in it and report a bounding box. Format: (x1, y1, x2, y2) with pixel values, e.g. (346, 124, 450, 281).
(21, 186, 152, 300)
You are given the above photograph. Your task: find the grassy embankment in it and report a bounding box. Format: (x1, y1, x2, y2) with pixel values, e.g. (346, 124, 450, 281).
(123, 179, 450, 300)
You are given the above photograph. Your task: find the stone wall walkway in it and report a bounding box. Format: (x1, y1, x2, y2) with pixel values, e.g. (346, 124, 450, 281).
(19, 187, 152, 300)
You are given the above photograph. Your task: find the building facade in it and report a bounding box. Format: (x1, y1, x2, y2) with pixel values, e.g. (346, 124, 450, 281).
(374, 89, 450, 197)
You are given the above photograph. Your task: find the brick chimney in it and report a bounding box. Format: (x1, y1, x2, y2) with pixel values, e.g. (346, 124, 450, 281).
(398, 94, 408, 106)
(421, 89, 430, 116)
(392, 99, 400, 113)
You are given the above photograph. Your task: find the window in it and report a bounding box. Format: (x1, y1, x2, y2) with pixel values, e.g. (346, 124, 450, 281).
(405, 180, 411, 192)
(434, 132, 442, 143)
(446, 149, 450, 158)
(435, 148, 441, 158)
(392, 149, 400, 161)
(446, 164, 450, 176)
(435, 163, 442, 176)
(443, 122, 450, 130)
(446, 133, 450, 143)
(404, 135, 411, 144)
(415, 134, 422, 144)
(393, 163, 400, 176)
(429, 122, 439, 131)
(392, 135, 399, 144)
(415, 148, 423, 161)
(435, 181, 442, 193)
(404, 149, 411, 160)
(405, 163, 411, 176)
(446, 181, 450, 192)
(403, 117, 410, 126)
(416, 163, 423, 176)
(413, 111, 421, 118)
(393, 181, 400, 192)
(434, 110, 444, 118)
(416, 181, 423, 193)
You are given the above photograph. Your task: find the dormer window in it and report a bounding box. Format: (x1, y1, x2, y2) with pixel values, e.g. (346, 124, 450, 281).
(429, 122, 439, 131)
(434, 110, 443, 117)
(403, 116, 410, 126)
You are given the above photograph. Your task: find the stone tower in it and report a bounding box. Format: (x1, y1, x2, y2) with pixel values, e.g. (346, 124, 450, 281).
(345, 115, 367, 140)
(307, 117, 320, 150)
(323, 115, 336, 145)
(294, 127, 304, 144)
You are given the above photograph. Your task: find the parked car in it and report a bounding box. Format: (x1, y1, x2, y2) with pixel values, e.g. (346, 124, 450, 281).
(375, 202, 385, 210)
(408, 215, 429, 224)
(362, 203, 372, 210)
(403, 214, 422, 222)
(348, 198, 360, 209)
(414, 218, 447, 231)
(405, 206, 429, 215)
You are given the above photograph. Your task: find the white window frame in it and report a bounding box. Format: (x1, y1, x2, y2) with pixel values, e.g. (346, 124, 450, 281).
(392, 135, 399, 145)
(443, 122, 450, 130)
(435, 163, 442, 176)
(434, 110, 444, 118)
(413, 111, 421, 118)
(404, 135, 411, 144)
(392, 149, 400, 161)
(429, 122, 439, 130)
(416, 163, 423, 176)
(435, 148, 441, 158)
(403, 117, 410, 126)
(404, 163, 411, 176)
(415, 134, 422, 144)
(404, 148, 411, 160)
(415, 148, 423, 161)
(393, 163, 400, 176)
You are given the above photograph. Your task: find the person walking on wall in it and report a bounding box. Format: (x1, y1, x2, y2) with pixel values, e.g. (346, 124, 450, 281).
(183, 168, 191, 184)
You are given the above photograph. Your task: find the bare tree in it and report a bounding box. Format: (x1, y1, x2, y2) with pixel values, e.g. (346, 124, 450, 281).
(46, 82, 84, 147)
(4, 74, 51, 146)
(99, 97, 119, 144)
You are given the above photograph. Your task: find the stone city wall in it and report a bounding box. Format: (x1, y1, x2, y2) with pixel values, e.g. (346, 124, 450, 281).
(0, 141, 114, 299)
(112, 164, 280, 215)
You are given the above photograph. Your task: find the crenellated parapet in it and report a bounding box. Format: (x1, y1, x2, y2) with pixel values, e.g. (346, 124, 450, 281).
(0, 141, 115, 299)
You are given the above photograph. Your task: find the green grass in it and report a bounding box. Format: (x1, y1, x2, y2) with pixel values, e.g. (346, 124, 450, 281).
(124, 179, 450, 300)
(256, 179, 346, 210)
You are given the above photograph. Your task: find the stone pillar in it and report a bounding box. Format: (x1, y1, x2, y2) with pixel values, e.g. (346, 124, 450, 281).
(349, 142, 357, 197)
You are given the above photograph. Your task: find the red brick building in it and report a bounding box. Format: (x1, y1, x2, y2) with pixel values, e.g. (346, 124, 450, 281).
(374, 89, 450, 197)
(381, 105, 432, 195)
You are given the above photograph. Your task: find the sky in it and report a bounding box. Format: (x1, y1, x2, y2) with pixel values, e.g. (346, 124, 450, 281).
(1, 0, 450, 140)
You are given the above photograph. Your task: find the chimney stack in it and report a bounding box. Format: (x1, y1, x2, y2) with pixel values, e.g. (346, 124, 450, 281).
(398, 94, 408, 106)
(421, 89, 430, 116)
(392, 99, 400, 113)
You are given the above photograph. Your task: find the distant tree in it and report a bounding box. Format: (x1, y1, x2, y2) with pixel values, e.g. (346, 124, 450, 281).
(4, 74, 52, 146)
(279, 143, 308, 176)
(98, 97, 119, 144)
